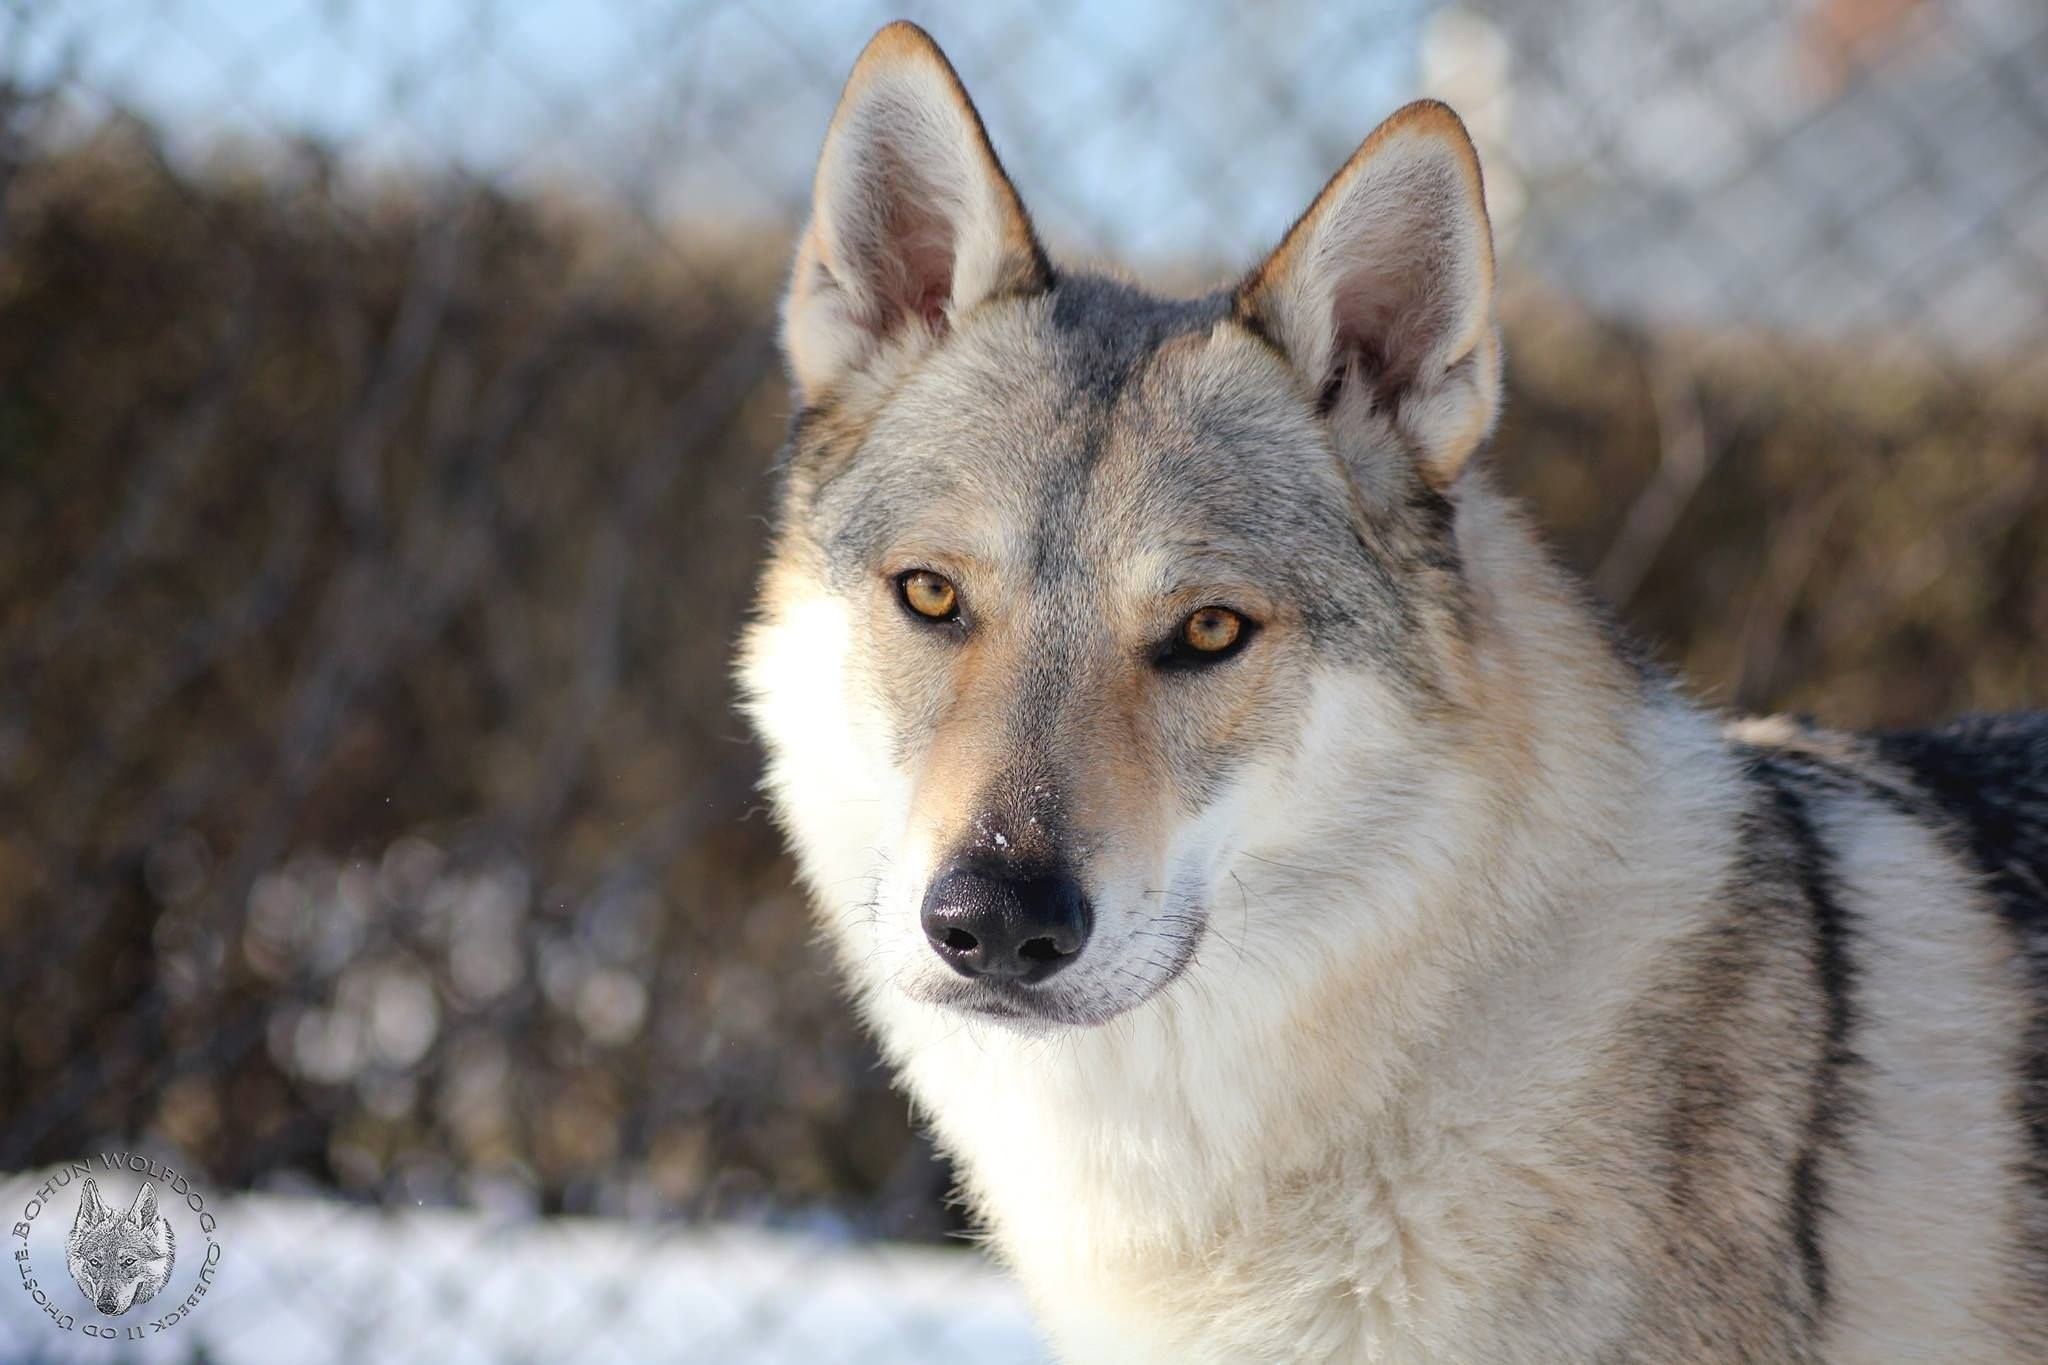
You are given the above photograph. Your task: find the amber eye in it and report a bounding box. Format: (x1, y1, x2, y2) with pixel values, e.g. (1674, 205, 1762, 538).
(899, 570, 960, 622)
(1181, 607, 1244, 654)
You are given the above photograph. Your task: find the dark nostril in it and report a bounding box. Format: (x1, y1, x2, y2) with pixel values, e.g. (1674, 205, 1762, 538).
(1017, 936, 1063, 964)
(920, 862, 1093, 984)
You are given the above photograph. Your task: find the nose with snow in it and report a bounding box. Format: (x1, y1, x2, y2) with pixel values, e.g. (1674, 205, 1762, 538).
(920, 859, 1093, 983)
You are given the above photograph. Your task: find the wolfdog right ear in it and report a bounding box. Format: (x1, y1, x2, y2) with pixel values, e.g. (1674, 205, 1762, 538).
(783, 22, 1050, 403)
(73, 1176, 113, 1232)
(124, 1181, 161, 1228)
(1236, 101, 1500, 492)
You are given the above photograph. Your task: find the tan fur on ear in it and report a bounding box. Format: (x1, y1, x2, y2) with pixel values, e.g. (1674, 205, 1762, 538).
(1237, 99, 1500, 490)
(784, 22, 1049, 402)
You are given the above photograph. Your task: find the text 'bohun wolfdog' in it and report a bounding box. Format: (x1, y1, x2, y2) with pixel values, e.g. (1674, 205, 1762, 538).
(738, 21, 2048, 1362)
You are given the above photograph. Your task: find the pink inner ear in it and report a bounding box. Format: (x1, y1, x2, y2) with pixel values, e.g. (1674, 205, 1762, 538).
(894, 200, 954, 333)
(859, 151, 957, 338)
(1330, 245, 1456, 401)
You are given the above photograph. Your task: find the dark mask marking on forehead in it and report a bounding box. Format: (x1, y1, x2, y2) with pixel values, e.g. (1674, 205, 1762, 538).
(782, 275, 1230, 584)
(1047, 273, 1233, 406)
(1025, 276, 1238, 587)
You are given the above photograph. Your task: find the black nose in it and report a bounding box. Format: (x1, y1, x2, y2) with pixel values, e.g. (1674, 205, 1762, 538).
(920, 862, 1093, 982)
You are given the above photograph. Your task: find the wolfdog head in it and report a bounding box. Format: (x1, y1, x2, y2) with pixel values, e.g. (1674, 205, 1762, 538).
(67, 1177, 176, 1316)
(742, 24, 1548, 1036)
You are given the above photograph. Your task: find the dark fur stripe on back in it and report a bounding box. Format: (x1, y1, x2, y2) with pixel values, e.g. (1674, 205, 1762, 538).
(1740, 747, 1864, 1323)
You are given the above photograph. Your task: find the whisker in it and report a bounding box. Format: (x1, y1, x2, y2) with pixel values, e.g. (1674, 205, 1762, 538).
(1233, 850, 1325, 877)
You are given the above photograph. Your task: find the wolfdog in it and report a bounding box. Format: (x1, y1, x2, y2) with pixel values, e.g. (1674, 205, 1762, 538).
(66, 1177, 175, 1317)
(738, 22, 2048, 1361)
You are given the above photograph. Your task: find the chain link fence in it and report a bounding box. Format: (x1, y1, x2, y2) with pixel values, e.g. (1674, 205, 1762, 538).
(1, 0, 2043, 1359)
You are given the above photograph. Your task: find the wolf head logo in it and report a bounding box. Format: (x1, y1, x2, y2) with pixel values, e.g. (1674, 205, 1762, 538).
(66, 1176, 176, 1316)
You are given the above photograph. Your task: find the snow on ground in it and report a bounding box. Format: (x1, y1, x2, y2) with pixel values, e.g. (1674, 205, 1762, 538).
(0, 1183, 1047, 1365)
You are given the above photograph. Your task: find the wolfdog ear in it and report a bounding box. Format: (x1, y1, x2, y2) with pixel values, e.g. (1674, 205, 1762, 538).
(124, 1182, 160, 1227)
(73, 1177, 112, 1232)
(1236, 100, 1499, 491)
(783, 21, 1050, 402)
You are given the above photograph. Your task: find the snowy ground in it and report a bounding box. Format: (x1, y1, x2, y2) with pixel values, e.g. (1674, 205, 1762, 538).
(0, 1184, 1047, 1364)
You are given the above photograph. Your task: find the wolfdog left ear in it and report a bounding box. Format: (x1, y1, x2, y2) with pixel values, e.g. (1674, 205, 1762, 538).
(1236, 100, 1499, 491)
(783, 22, 1051, 403)
(73, 1176, 113, 1232)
